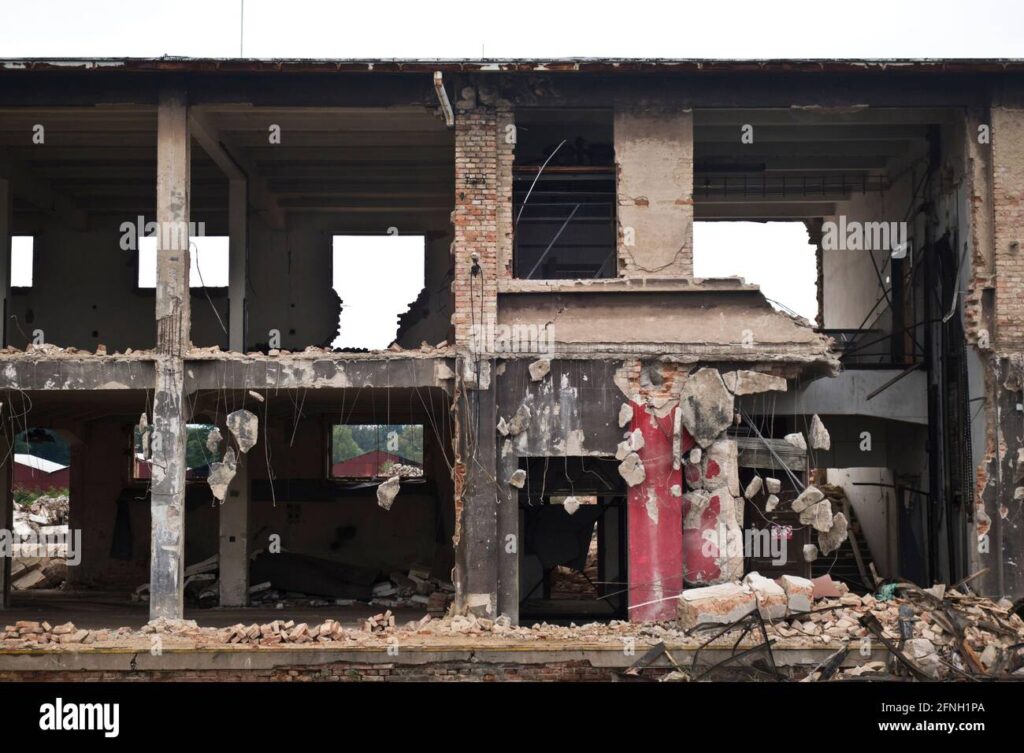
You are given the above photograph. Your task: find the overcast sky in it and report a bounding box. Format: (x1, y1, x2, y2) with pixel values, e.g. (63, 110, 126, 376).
(2, 1, 1018, 333)
(1, 0, 1021, 59)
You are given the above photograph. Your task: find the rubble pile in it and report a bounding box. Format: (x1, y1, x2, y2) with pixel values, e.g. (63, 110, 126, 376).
(10, 495, 70, 591)
(679, 573, 1024, 680)
(2, 621, 127, 648)
(135, 554, 456, 614)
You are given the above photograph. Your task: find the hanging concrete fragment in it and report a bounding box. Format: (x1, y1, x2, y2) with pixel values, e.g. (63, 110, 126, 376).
(791, 485, 824, 512)
(618, 403, 634, 428)
(377, 475, 401, 511)
(563, 496, 580, 515)
(765, 494, 780, 512)
(678, 368, 734, 448)
(743, 475, 763, 500)
(765, 477, 781, 494)
(618, 452, 646, 486)
(207, 448, 238, 502)
(206, 426, 223, 454)
(818, 512, 849, 555)
(809, 414, 831, 450)
(803, 544, 819, 562)
(528, 358, 551, 381)
(507, 404, 531, 436)
(722, 370, 788, 396)
(615, 428, 645, 460)
(784, 432, 807, 451)
(227, 409, 259, 454)
(509, 469, 527, 488)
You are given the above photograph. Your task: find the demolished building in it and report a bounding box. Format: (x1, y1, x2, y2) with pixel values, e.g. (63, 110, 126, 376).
(0, 56, 1020, 643)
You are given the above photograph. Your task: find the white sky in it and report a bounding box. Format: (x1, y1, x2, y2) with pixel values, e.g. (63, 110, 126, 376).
(0, 0, 1020, 58)
(332, 236, 424, 349)
(3, 1, 1018, 337)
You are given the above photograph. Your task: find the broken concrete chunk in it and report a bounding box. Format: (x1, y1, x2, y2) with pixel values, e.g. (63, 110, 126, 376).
(563, 496, 580, 515)
(618, 403, 634, 429)
(496, 417, 510, 437)
(678, 368, 734, 448)
(784, 432, 807, 451)
(809, 414, 831, 450)
(376, 476, 401, 511)
(777, 574, 814, 613)
(434, 362, 456, 382)
(765, 494, 780, 512)
(722, 370, 789, 396)
(742, 572, 787, 619)
(791, 485, 824, 513)
(509, 469, 527, 489)
(616, 427, 645, 460)
(617, 452, 646, 487)
(765, 477, 781, 494)
(206, 426, 223, 454)
(677, 583, 756, 630)
(528, 358, 551, 382)
(207, 448, 238, 502)
(818, 512, 849, 555)
(743, 475, 763, 500)
(803, 544, 819, 562)
(799, 499, 833, 533)
(689, 448, 702, 464)
(507, 404, 532, 436)
(227, 409, 259, 454)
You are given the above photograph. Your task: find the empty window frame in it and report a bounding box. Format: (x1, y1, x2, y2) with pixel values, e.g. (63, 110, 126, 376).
(331, 235, 425, 350)
(137, 236, 229, 288)
(11, 236, 34, 288)
(513, 109, 616, 279)
(330, 424, 424, 479)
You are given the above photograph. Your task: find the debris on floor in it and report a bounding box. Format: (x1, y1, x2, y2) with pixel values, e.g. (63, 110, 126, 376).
(10, 495, 70, 591)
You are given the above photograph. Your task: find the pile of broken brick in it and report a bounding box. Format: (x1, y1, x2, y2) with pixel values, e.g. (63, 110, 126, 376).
(1, 621, 129, 647)
(679, 571, 1024, 680)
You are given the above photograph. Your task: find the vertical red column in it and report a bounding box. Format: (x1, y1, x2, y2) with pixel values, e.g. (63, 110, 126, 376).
(627, 402, 694, 622)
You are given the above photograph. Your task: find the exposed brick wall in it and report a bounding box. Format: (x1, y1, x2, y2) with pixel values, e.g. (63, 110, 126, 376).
(991, 106, 1024, 350)
(0, 659, 624, 682)
(451, 100, 513, 347)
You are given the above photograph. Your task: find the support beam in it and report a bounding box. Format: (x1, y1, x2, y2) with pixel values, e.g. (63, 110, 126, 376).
(149, 83, 191, 621)
(228, 177, 247, 351)
(459, 363, 499, 619)
(219, 455, 250, 607)
(190, 108, 285, 230)
(0, 177, 9, 348)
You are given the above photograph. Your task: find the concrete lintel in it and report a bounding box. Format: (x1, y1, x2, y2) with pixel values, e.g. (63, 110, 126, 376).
(0, 358, 156, 391)
(184, 355, 452, 392)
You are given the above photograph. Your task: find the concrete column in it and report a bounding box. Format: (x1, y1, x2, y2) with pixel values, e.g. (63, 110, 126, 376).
(228, 177, 247, 351)
(457, 360, 499, 618)
(218, 455, 250, 606)
(496, 431, 519, 624)
(0, 177, 11, 348)
(149, 83, 191, 621)
(627, 402, 686, 621)
(0, 432, 11, 609)
(614, 107, 694, 278)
